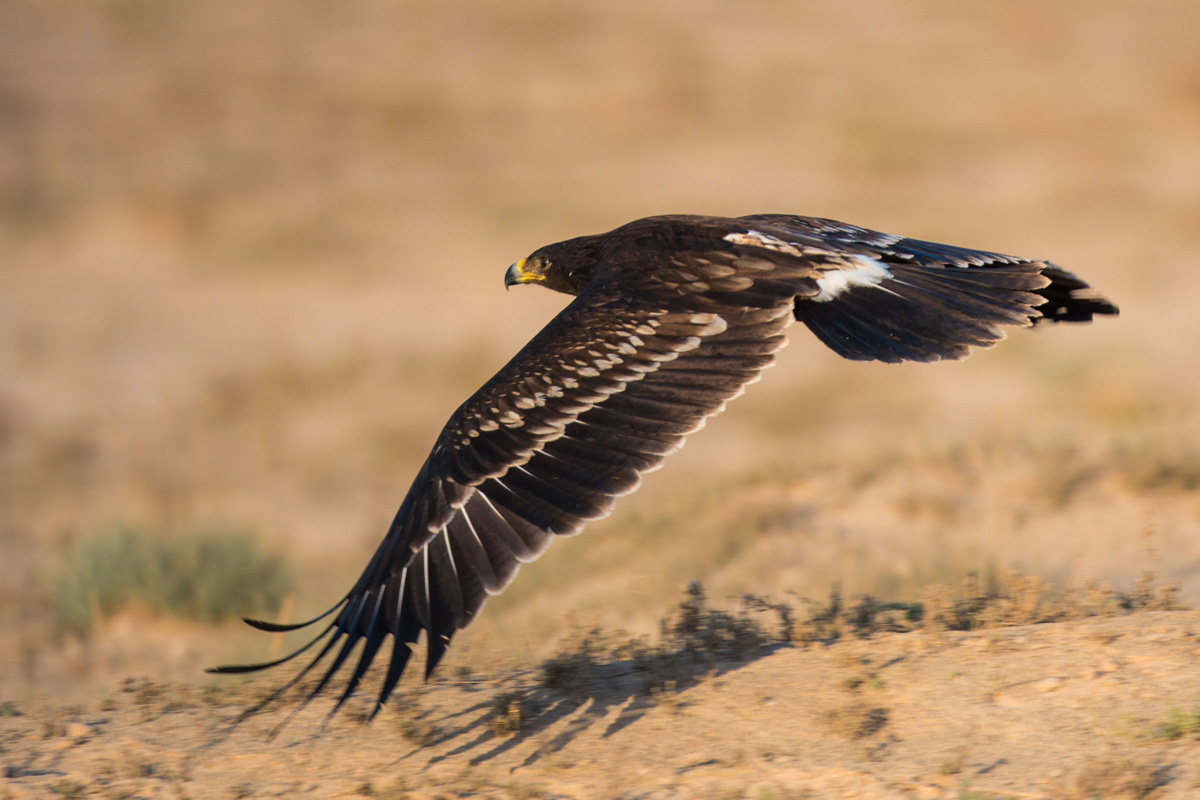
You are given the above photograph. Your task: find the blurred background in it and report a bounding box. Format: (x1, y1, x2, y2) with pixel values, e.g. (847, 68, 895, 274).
(2, 0, 1198, 707)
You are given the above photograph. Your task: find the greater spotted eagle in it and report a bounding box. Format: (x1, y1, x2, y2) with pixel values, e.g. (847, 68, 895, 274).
(211, 214, 1117, 717)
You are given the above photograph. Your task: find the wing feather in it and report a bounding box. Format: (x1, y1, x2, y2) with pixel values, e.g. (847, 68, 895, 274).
(210, 276, 795, 715)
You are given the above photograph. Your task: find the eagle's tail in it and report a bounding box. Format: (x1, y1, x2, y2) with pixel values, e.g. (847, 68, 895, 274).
(1033, 265, 1121, 323)
(794, 258, 1117, 364)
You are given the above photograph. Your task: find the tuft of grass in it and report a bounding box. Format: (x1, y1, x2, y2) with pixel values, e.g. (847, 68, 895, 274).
(51, 524, 292, 635)
(1071, 756, 1165, 800)
(1151, 705, 1200, 741)
(489, 692, 524, 737)
(669, 581, 772, 663)
(921, 570, 1184, 633)
(1123, 571, 1186, 613)
(781, 584, 923, 646)
(50, 780, 88, 799)
(822, 701, 889, 740)
(921, 571, 1051, 632)
(954, 789, 988, 800)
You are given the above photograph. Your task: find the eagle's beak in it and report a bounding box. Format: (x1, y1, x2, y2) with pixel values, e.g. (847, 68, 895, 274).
(504, 261, 523, 291)
(504, 258, 543, 290)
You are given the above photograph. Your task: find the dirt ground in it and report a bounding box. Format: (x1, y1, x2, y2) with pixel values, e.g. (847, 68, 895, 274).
(4, 608, 1200, 799)
(2, 0, 1200, 797)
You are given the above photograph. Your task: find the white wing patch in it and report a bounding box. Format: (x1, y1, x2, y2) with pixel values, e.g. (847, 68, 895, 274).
(724, 230, 803, 256)
(813, 255, 895, 303)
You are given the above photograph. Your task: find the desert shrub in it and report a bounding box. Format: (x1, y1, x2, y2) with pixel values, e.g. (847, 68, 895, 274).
(781, 584, 924, 645)
(921, 570, 1185, 633)
(51, 524, 292, 634)
(1152, 705, 1200, 741)
(489, 691, 524, 737)
(669, 580, 772, 662)
(1071, 756, 1165, 800)
(822, 701, 889, 740)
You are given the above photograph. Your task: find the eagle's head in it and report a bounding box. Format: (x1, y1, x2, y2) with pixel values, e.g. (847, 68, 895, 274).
(505, 235, 602, 296)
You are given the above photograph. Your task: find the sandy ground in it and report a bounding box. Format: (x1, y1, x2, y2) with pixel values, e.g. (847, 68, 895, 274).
(4, 609, 1200, 799)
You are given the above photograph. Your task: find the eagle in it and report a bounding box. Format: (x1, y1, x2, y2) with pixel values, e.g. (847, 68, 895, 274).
(211, 214, 1117, 717)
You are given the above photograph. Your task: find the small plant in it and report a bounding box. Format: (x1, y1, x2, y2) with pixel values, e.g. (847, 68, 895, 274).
(919, 570, 1186, 633)
(50, 780, 87, 799)
(779, 584, 922, 646)
(1072, 756, 1164, 799)
(51, 524, 292, 634)
(1124, 571, 1184, 612)
(955, 789, 992, 800)
(489, 692, 523, 737)
(822, 701, 889, 740)
(1152, 705, 1200, 741)
(669, 581, 770, 663)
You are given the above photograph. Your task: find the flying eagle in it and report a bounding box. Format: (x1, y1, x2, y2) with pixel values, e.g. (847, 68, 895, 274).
(211, 214, 1117, 716)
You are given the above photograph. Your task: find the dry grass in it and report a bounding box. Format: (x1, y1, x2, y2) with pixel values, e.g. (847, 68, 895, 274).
(1151, 706, 1200, 743)
(1069, 757, 1167, 800)
(488, 691, 525, 738)
(821, 701, 889, 741)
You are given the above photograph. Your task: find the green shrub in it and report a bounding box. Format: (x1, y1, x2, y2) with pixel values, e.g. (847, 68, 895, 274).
(52, 525, 292, 634)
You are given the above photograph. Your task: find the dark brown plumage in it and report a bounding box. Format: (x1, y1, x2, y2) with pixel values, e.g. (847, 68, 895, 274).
(210, 214, 1117, 718)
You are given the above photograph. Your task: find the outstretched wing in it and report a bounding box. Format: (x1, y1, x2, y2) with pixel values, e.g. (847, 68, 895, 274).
(210, 269, 801, 718)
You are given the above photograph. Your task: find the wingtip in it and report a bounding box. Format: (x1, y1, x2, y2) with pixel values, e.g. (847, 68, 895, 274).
(242, 599, 346, 632)
(206, 659, 285, 675)
(243, 616, 308, 633)
(424, 633, 450, 681)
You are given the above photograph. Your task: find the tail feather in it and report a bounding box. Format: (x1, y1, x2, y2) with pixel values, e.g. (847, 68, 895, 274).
(1034, 265, 1120, 323)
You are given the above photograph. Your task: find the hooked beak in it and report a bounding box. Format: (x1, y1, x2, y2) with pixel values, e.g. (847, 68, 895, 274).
(504, 258, 542, 291)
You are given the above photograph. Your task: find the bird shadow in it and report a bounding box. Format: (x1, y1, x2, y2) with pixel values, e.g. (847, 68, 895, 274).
(415, 583, 793, 768)
(421, 642, 791, 769)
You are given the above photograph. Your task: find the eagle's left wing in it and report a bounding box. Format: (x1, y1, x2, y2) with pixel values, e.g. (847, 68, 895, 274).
(209, 258, 806, 720)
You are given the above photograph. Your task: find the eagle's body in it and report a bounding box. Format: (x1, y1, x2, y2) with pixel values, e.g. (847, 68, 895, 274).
(213, 214, 1117, 717)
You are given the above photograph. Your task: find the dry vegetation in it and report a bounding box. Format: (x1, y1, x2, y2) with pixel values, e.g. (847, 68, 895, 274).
(2, 0, 1200, 797)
